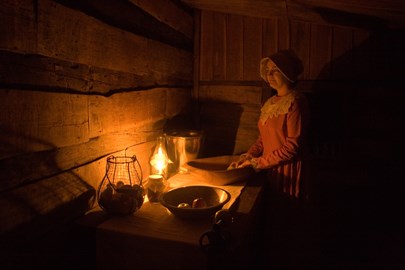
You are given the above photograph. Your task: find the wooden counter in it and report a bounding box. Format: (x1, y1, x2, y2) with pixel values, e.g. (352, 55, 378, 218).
(81, 171, 265, 270)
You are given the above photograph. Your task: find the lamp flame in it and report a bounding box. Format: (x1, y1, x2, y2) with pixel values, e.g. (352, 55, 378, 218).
(150, 146, 168, 174)
(150, 136, 171, 176)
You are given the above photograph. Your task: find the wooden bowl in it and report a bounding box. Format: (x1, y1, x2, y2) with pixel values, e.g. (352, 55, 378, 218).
(160, 185, 231, 219)
(183, 155, 255, 186)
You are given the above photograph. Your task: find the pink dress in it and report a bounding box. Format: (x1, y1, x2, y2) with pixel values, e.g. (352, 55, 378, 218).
(247, 91, 310, 198)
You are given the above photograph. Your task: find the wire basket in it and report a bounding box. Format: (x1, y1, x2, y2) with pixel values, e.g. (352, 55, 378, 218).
(97, 155, 144, 215)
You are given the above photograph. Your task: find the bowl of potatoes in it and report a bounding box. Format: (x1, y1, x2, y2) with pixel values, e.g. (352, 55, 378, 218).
(160, 185, 231, 219)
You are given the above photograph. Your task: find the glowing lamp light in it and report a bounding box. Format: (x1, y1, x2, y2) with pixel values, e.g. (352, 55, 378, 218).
(150, 135, 171, 177)
(150, 147, 168, 174)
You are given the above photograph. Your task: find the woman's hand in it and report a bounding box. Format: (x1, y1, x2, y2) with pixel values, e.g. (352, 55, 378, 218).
(237, 158, 261, 172)
(227, 154, 252, 170)
(236, 159, 252, 168)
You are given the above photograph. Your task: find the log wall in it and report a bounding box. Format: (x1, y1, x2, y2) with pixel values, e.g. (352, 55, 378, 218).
(0, 0, 193, 239)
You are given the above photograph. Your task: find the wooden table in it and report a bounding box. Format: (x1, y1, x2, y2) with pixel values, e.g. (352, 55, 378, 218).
(81, 171, 265, 270)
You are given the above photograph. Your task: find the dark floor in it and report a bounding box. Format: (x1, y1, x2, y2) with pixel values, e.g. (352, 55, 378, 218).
(1, 223, 96, 270)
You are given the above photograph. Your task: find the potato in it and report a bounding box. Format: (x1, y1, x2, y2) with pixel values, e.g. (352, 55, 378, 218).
(177, 203, 191, 208)
(192, 198, 207, 208)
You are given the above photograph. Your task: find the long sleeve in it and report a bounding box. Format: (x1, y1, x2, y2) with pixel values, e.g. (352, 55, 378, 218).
(247, 136, 263, 157)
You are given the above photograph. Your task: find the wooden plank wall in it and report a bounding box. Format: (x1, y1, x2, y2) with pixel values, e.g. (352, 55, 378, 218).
(195, 10, 404, 169)
(0, 0, 193, 236)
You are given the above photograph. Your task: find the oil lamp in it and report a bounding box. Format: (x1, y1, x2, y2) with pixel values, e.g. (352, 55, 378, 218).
(149, 135, 171, 178)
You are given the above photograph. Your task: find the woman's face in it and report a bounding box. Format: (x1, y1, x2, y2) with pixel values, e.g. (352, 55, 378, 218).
(265, 60, 288, 90)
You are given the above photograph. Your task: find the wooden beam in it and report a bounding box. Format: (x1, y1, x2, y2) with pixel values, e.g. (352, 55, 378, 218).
(129, 0, 194, 40)
(0, 50, 192, 95)
(54, 0, 193, 50)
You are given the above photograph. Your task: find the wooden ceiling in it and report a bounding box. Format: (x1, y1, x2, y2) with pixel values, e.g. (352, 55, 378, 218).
(181, 0, 405, 29)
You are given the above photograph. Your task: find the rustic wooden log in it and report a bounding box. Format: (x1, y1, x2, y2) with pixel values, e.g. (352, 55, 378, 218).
(0, 124, 160, 192)
(0, 89, 90, 154)
(54, 0, 192, 51)
(0, 0, 37, 52)
(0, 86, 191, 154)
(88, 88, 168, 137)
(37, 0, 192, 79)
(0, 51, 192, 93)
(0, 0, 193, 81)
(0, 170, 95, 240)
(0, 83, 192, 189)
(0, 85, 192, 189)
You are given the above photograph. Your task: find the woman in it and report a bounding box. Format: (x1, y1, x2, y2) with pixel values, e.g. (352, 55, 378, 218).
(232, 48, 311, 199)
(232, 49, 316, 269)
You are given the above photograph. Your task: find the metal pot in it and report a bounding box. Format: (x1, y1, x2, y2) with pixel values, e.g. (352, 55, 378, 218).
(165, 130, 203, 176)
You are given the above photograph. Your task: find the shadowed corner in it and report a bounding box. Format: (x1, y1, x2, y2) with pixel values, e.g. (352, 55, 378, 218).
(197, 99, 244, 158)
(313, 7, 387, 30)
(0, 127, 97, 270)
